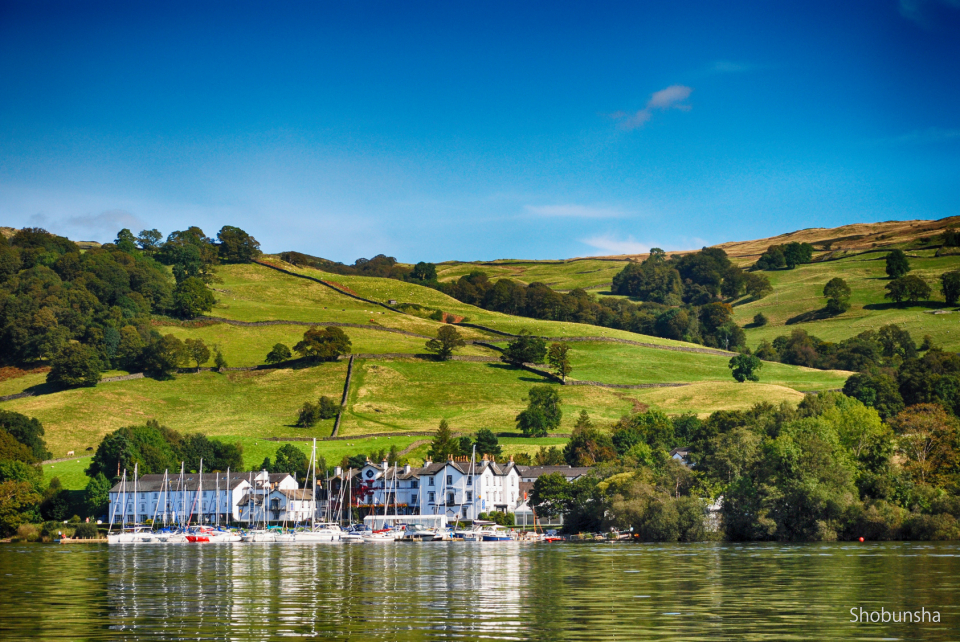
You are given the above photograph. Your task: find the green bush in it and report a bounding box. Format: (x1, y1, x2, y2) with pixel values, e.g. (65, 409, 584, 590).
(15, 524, 40, 542)
(74, 522, 99, 539)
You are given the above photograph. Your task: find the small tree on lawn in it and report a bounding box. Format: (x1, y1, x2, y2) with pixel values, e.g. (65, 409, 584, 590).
(213, 345, 228, 371)
(752, 312, 768, 326)
(184, 338, 210, 372)
(885, 275, 930, 306)
(84, 472, 111, 517)
(425, 325, 466, 360)
(298, 402, 321, 428)
(547, 342, 573, 382)
(729, 353, 762, 383)
(318, 395, 340, 420)
(265, 343, 292, 365)
(823, 277, 852, 315)
(885, 249, 910, 279)
(501, 330, 547, 365)
(940, 270, 960, 306)
(516, 385, 562, 437)
(47, 343, 101, 388)
(294, 327, 352, 362)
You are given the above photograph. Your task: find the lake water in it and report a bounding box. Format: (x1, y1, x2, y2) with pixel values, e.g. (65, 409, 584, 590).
(0, 541, 958, 641)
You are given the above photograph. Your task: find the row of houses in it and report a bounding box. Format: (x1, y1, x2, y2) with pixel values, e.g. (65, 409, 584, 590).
(107, 458, 593, 526)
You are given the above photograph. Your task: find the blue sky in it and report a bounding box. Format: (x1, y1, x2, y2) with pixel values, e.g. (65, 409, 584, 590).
(1, 1, 959, 262)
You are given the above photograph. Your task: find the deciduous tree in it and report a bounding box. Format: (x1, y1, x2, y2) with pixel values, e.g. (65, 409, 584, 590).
(425, 325, 465, 360)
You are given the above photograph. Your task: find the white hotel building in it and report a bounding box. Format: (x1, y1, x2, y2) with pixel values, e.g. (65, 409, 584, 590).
(345, 455, 521, 520)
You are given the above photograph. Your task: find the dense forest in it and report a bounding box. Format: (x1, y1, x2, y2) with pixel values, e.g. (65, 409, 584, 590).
(531, 388, 960, 542)
(0, 225, 260, 385)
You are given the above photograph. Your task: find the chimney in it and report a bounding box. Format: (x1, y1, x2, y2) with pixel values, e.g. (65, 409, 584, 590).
(382, 459, 388, 472)
(509, 455, 514, 463)
(447, 454, 454, 462)
(404, 464, 411, 474)
(334, 466, 342, 477)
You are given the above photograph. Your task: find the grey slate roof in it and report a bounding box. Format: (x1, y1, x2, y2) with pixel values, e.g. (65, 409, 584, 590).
(109, 472, 292, 494)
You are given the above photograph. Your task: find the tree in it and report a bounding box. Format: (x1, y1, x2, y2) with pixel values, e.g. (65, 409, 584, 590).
(294, 327, 352, 362)
(213, 346, 228, 371)
(0, 410, 50, 461)
(136, 229, 163, 253)
(885, 275, 930, 305)
(172, 277, 216, 318)
(114, 228, 137, 253)
(425, 325, 466, 360)
(823, 277, 852, 315)
(529, 472, 572, 519)
(729, 353, 762, 382)
(272, 444, 310, 482)
(0, 481, 41, 536)
(941, 270, 960, 306)
(744, 272, 773, 299)
(534, 446, 565, 465)
(563, 411, 616, 466)
(141, 334, 187, 378)
(889, 404, 959, 486)
(842, 372, 905, 420)
(500, 329, 547, 365)
(473, 429, 502, 458)
(317, 395, 340, 420)
(516, 385, 562, 437)
(46, 343, 101, 388)
(411, 262, 437, 282)
(547, 342, 573, 382)
(298, 402, 321, 428)
(611, 249, 683, 303)
(184, 338, 210, 372)
(84, 472, 111, 517)
(427, 419, 460, 461)
(886, 249, 910, 279)
(265, 343, 292, 365)
(753, 312, 768, 326)
(216, 226, 262, 263)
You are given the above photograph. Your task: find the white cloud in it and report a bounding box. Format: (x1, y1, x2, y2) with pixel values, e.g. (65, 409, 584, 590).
(27, 209, 147, 242)
(894, 127, 960, 144)
(613, 85, 693, 130)
(525, 204, 624, 219)
(580, 234, 650, 255)
(710, 60, 754, 73)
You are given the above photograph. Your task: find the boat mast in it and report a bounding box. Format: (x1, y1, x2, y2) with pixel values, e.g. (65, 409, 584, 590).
(347, 468, 352, 527)
(133, 463, 138, 526)
(311, 439, 317, 530)
(215, 468, 220, 528)
(151, 469, 167, 526)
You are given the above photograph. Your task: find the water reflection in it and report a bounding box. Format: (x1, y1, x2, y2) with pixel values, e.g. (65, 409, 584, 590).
(0, 541, 958, 641)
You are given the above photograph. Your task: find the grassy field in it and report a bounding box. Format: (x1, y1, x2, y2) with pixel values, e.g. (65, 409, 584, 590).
(273, 258, 700, 346)
(435, 258, 628, 292)
(734, 250, 960, 350)
(158, 322, 492, 367)
(558, 341, 851, 390)
(6, 365, 349, 458)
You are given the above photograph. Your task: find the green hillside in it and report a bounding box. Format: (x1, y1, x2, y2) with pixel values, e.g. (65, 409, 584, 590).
(435, 258, 628, 292)
(734, 249, 960, 350)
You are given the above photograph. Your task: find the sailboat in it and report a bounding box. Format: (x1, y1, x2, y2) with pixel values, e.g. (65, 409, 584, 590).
(276, 440, 342, 542)
(241, 470, 277, 542)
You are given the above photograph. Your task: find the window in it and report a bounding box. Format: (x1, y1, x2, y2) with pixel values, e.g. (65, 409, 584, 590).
(467, 476, 472, 486)
(429, 477, 434, 486)
(411, 480, 419, 489)
(446, 475, 453, 485)
(428, 492, 435, 503)
(466, 491, 472, 502)
(448, 492, 455, 504)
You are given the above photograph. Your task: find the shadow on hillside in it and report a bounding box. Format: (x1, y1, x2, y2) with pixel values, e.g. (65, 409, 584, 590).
(485, 362, 553, 383)
(862, 301, 948, 311)
(785, 308, 835, 325)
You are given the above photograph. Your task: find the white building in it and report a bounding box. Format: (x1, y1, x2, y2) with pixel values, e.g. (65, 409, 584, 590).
(238, 487, 315, 524)
(108, 471, 298, 525)
(345, 455, 521, 520)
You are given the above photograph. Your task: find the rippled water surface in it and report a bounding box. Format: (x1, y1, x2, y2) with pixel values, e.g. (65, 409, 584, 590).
(1, 541, 958, 641)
